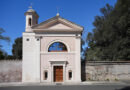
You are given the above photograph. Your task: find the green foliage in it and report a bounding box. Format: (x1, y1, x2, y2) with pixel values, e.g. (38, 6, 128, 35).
(0, 50, 4, 59)
(106, 78, 110, 81)
(0, 49, 7, 60)
(115, 78, 118, 81)
(0, 28, 10, 60)
(12, 37, 22, 59)
(85, 0, 130, 61)
(0, 28, 10, 48)
(81, 38, 86, 60)
(6, 55, 15, 59)
(81, 38, 85, 52)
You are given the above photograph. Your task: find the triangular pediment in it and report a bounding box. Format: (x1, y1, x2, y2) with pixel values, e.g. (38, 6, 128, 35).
(34, 21, 73, 29)
(32, 16, 83, 32)
(47, 23, 72, 29)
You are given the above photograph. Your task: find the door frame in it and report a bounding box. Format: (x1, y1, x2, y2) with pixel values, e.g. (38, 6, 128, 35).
(50, 61, 67, 83)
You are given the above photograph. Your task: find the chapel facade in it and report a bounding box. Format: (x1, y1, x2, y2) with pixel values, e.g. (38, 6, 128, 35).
(22, 8, 83, 83)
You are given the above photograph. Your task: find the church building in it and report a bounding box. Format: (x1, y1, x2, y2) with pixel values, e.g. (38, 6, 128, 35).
(22, 7, 83, 83)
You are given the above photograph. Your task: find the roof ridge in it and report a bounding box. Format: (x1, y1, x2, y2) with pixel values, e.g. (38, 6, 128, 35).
(32, 16, 59, 28)
(32, 16, 83, 29)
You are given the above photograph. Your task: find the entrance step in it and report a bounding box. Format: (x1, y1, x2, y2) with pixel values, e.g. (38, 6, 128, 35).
(56, 83, 62, 85)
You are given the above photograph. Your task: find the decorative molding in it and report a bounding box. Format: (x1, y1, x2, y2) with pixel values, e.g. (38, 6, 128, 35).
(32, 16, 83, 30)
(46, 39, 71, 52)
(35, 34, 76, 37)
(33, 29, 82, 33)
(35, 36, 42, 39)
(40, 52, 76, 55)
(49, 61, 67, 65)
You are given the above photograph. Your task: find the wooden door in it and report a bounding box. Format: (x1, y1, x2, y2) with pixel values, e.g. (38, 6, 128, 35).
(54, 66, 63, 82)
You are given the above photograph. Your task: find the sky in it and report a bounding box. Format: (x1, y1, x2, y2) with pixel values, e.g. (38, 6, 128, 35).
(0, 0, 117, 55)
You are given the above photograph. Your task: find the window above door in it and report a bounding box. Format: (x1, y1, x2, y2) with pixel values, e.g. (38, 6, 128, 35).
(48, 42, 67, 52)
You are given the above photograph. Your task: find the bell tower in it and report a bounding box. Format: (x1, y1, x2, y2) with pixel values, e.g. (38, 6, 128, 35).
(24, 6, 39, 32)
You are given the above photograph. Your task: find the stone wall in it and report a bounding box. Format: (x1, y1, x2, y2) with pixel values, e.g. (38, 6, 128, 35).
(1, 60, 130, 83)
(0, 60, 22, 83)
(82, 61, 130, 81)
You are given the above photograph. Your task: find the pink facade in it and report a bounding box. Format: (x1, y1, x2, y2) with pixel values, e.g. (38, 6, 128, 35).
(22, 7, 83, 83)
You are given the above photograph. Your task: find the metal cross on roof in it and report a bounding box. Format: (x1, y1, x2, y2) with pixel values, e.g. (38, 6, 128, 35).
(29, 2, 33, 9)
(56, 6, 60, 16)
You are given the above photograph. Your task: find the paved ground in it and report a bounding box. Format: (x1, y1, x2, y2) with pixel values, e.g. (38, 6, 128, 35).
(0, 85, 130, 90)
(0, 81, 130, 90)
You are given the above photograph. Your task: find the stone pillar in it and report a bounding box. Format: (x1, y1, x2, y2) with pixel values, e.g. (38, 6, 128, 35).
(35, 36, 42, 82)
(63, 64, 66, 82)
(75, 34, 81, 82)
(22, 33, 41, 82)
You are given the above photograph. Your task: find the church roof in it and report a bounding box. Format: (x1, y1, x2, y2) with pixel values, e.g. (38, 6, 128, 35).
(32, 15, 83, 33)
(24, 8, 39, 18)
(27, 8, 36, 12)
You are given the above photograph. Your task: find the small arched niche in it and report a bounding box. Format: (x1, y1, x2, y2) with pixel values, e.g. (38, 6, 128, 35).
(68, 70, 72, 80)
(43, 70, 48, 80)
(28, 18, 32, 26)
(48, 42, 67, 52)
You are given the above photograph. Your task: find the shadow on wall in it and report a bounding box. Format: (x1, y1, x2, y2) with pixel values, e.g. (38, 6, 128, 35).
(116, 87, 130, 90)
(81, 60, 86, 81)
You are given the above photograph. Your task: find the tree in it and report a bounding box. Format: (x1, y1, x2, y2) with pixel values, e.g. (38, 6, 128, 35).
(81, 38, 85, 60)
(12, 37, 22, 59)
(81, 39, 85, 52)
(0, 49, 8, 60)
(85, 0, 130, 61)
(0, 28, 10, 47)
(0, 28, 10, 60)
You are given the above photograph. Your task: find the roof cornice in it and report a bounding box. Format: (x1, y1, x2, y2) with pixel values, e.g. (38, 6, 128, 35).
(32, 16, 83, 30)
(33, 29, 83, 33)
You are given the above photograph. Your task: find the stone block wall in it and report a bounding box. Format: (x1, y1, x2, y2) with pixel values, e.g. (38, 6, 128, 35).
(82, 61, 130, 81)
(0, 60, 22, 83)
(1, 60, 130, 83)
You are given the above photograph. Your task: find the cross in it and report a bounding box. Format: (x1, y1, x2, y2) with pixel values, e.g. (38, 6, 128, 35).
(56, 6, 60, 16)
(29, 2, 33, 9)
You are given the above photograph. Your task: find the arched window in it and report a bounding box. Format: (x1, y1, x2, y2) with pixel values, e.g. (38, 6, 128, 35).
(68, 70, 72, 80)
(48, 42, 67, 52)
(28, 18, 32, 26)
